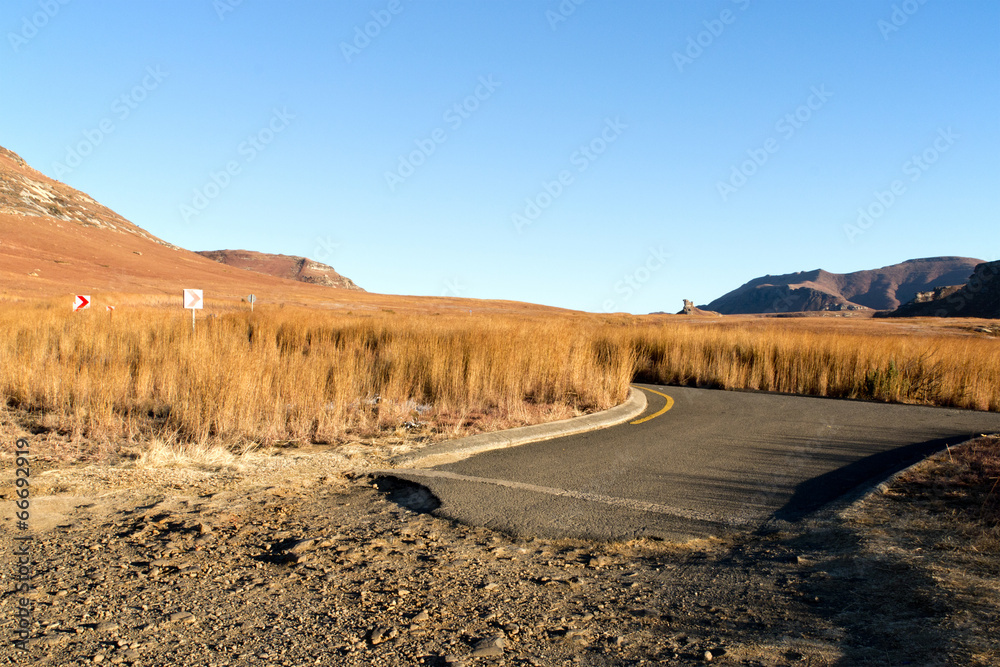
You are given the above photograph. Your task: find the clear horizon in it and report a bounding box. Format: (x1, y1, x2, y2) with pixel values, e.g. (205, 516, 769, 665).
(3, 0, 998, 312)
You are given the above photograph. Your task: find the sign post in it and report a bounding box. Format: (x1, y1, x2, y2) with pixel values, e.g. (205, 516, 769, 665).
(247, 294, 256, 313)
(73, 295, 90, 312)
(183, 289, 203, 331)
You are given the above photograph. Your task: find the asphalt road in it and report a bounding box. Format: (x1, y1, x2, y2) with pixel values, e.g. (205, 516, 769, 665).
(384, 385, 1000, 541)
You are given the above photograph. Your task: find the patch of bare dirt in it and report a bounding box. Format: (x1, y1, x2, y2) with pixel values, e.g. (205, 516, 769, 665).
(0, 438, 996, 665)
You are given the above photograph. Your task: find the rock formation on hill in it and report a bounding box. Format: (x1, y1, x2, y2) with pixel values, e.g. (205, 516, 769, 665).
(0, 146, 173, 247)
(677, 299, 721, 316)
(702, 257, 984, 314)
(877, 261, 1000, 319)
(196, 249, 364, 291)
(0, 144, 369, 301)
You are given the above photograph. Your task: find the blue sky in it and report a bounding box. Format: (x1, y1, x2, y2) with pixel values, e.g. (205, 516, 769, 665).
(3, 0, 998, 312)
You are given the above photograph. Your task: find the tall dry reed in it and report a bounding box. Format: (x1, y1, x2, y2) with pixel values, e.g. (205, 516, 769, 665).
(0, 304, 635, 447)
(0, 302, 996, 453)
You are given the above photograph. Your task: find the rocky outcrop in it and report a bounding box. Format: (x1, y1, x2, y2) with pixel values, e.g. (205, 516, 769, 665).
(677, 299, 721, 316)
(0, 143, 372, 300)
(0, 145, 175, 247)
(878, 261, 1000, 319)
(196, 249, 364, 291)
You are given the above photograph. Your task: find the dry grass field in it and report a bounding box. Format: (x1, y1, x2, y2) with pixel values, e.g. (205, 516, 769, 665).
(629, 315, 1000, 411)
(0, 299, 997, 461)
(0, 301, 633, 458)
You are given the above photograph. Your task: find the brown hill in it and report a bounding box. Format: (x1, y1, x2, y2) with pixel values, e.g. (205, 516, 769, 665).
(0, 145, 565, 316)
(702, 257, 984, 314)
(878, 261, 1000, 319)
(196, 249, 363, 291)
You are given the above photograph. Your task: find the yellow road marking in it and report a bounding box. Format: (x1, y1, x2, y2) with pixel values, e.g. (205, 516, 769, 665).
(630, 387, 674, 425)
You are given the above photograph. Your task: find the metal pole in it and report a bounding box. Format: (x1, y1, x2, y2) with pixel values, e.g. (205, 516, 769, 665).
(191, 308, 196, 332)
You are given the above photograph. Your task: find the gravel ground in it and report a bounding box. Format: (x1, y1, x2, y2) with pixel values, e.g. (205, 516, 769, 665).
(1, 443, 996, 666)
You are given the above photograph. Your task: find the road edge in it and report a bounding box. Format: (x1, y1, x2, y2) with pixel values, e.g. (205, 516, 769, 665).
(391, 386, 648, 469)
(828, 433, 998, 520)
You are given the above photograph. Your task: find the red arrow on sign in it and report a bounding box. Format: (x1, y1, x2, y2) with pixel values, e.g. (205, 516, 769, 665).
(74, 295, 90, 311)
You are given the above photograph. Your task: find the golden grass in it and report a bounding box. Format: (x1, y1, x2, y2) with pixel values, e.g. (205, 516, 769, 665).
(0, 300, 996, 457)
(0, 302, 635, 450)
(628, 318, 1000, 410)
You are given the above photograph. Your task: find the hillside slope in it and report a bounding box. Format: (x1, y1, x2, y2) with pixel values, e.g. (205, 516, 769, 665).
(196, 249, 363, 291)
(0, 145, 565, 315)
(703, 257, 984, 314)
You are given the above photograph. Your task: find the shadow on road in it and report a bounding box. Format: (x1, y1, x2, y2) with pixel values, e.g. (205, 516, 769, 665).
(772, 435, 970, 521)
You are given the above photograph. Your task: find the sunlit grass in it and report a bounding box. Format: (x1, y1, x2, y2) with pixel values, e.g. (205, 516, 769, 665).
(0, 303, 635, 448)
(0, 300, 996, 455)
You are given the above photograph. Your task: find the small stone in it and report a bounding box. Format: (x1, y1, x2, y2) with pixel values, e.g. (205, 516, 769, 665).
(471, 634, 506, 657)
(95, 621, 119, 633)
(167, 612, 195, 624)
(288, 538, 319, 555)
(704, 650, 714, 662)
(92, 654, 105, 664)
(370, 626, 396, 645)
(412, 609, 430, 624)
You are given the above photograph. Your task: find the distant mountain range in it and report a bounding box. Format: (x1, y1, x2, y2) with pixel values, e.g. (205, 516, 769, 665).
(701, 257, 984, 314)
(196, 250, 363, 291)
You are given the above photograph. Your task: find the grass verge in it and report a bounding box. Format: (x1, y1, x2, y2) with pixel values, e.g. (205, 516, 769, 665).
(0, 301, 996, 461)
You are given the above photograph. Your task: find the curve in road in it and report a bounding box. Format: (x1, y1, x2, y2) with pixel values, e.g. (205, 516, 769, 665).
(381, 385, 1000, 541)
